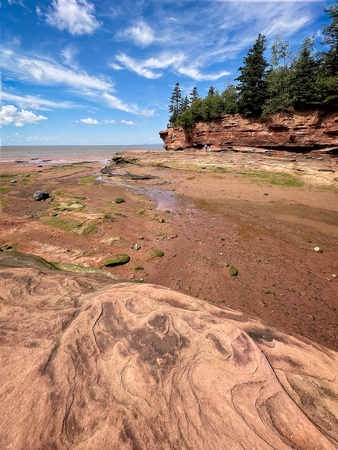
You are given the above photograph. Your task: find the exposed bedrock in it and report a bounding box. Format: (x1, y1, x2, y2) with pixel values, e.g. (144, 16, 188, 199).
(159, 110, 338, 152)
(0, 267, 337, 449)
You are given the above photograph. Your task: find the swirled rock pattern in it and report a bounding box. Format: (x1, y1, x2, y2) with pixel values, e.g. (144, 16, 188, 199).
(0, 268, 337, 449)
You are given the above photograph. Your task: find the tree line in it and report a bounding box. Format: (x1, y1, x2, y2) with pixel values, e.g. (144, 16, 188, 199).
(168, 4, 337, 128)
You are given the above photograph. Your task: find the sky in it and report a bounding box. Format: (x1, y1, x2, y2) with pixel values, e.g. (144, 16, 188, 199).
(0, 0, 335, 146)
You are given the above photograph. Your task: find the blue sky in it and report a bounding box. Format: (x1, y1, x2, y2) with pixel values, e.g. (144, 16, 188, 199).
(1, 0, 334, 146)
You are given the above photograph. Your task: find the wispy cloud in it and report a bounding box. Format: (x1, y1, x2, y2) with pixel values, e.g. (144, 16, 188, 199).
(113, 51, 229, 81)
(2, 92, 77, 110)
(78, 118, 116, 124)
(1, 48, 111, 91)
(121, 119, 136, 126)
(39, 0, 101, 36)
(118, 19, 155, 47)
(0, 47, 146, 114)
(0, 105, 47, 127)
(60, 45, 79, 68)
(80, 118, 99, 124)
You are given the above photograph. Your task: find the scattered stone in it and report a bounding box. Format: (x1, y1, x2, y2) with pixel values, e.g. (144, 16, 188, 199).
(307, 314, 315, 321)
(145, 249, 164, 260)
(332, 274, 337, 278)
(10, 179, 17, 183)
(134, 244, 141, 250)
(103, 254, 130, 267)
(263, 288, 272, 294)
(314, 247, 323, 253)
(33, 191, 49, 201)
(229, 266, 238, 276)
(114, 197, 125, 203)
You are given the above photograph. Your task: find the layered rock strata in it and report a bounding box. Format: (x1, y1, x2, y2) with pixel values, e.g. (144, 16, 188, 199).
(160, 110, 338, 152)
(1, 265, 337, 449)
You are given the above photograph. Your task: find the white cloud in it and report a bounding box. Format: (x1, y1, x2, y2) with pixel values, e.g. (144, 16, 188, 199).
(80, 118, 99, 124)
(0, 48, 144, 114)
(102, 93, 139, 113)
(121, 120, 135, 126)
(2, 92, 76, 110)
(43, 0, 101, 36)
(177, 66, 230, 81)
(141, 109, 156, 118)
(121, 20, 155, 47)
(115, 53, 161, 79)
(103, 119, 115, 124)
(114, 51, 229, 81)
(0, 105, 47, 127)
(0, 48, 112, 92)
(60, 45, 79, 68)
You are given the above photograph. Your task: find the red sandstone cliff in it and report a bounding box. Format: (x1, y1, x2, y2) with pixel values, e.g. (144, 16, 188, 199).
(159, 110, 338, 152)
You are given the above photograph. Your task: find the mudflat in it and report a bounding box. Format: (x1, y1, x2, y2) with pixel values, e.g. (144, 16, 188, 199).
(1, 149, 337, 350)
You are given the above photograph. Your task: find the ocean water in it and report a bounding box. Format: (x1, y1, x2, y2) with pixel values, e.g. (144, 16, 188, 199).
(1, 144, 164, 164)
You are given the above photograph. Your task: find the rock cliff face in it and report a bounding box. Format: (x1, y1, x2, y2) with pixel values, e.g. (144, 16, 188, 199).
(1, 262, 338, 448)
(160, 110, 338, 152)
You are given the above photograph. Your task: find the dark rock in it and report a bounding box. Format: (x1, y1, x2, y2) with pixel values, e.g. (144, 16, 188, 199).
(33, 191, 49, 201)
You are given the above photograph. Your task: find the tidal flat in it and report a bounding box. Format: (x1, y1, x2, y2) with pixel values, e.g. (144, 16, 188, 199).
(1, 149, 337, 350)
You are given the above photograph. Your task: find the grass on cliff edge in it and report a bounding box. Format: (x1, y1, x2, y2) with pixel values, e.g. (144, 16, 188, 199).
(235, 169, 304, 187)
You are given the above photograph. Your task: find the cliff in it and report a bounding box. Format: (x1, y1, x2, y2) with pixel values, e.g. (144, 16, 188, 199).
(159, 110, 338, 152)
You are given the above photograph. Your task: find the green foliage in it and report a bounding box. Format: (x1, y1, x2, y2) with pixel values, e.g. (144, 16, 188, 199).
(167, 6, 337, 126)
(290, 37, 319, 109)
(190, 87, 200, 103)
(169, 82, 183, 125)
(236, 34, 268, 116)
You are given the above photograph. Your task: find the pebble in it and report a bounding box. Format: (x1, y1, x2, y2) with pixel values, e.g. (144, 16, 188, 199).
(314, 247, 323, 253)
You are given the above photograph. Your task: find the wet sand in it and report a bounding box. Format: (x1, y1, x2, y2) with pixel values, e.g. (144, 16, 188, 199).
(1, 150, 337, 350)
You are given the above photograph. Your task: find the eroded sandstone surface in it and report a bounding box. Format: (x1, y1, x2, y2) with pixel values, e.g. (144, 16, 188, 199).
(0, 264, 337, 449)
(160, 111, 338, 152)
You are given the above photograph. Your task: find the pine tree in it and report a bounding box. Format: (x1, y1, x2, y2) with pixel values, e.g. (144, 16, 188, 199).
(318, 3, 338, 105)
(181, 95, 190, 113)
(168, 82, 183, 125)
(236, 34, 268, 116)
(263, 37, 293, 115)
(291, 38, 319, 109)
(207, 86, 216, 97)
(190, 87, 200, 104)
(321, 3, 338, 76)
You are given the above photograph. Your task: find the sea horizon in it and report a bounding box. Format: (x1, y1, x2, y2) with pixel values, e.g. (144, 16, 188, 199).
(1, 144, 164, 164)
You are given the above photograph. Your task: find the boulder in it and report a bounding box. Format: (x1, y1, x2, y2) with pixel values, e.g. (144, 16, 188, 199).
(33, 190, 49, 201)
(104, 254, 130, 266)
(0, 268, 337, 449)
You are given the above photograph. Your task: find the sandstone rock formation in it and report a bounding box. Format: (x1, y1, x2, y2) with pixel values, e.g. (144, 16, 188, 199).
(1, 264, 337, 449)
(160, 110, 338, 152)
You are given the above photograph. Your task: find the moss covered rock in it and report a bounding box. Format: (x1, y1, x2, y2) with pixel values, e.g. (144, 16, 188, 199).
(104, 254, 130, 267)
(229, 266, 238, 276)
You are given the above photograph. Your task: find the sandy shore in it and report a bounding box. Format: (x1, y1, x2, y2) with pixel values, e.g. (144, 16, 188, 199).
(1, 149, 337, 350)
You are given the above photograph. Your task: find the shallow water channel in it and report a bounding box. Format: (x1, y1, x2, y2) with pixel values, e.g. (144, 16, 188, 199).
(97, 175, 194, 212)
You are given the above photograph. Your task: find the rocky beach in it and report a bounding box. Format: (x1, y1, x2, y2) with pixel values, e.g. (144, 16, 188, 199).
(1, 143, 338, 448)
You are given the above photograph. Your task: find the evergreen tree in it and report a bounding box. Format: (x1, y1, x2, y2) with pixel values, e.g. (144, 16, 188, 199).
(263, 37, 293, 116)
(207, 86, 216, 97)
(221, 82, 238, 114)
(236, 34, 268, 116)
(290, 37, 319, 109)
(318, 3, 338, 104)
(321, 2, 338, 75)
(181, 95, 190, 113)
(190, 87, 200, 104)
(168, 82, 183, 125)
